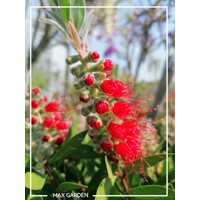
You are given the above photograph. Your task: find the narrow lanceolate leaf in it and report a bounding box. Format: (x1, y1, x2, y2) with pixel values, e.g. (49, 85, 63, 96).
(70, 0, 85, 31)
(65, 119, 78, 142)
(79, 9, 94, 41)
(129, 185, 175, 200)
(40, 18, 71, 42)
(47, 0, 60, 13)
(46, 10, 67, 31)
(25, 172, 46, 190)
(157, 169, 175, 185)
(49, 130, 87, 164)
(59, 0, 70, 22)
(95, 177, 117, 200)
(57, 182, 87, 192)
(105, 156, 114, 179)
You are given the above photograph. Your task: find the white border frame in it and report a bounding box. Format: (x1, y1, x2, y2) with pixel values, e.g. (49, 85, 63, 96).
(29, 5, 168, 198)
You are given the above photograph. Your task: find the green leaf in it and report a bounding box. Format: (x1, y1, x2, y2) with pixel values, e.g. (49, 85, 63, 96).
(65, 119, 78, 142)
(71, 0, 85, 31)
(57, 182, 87, 192)
(71, 145, 103, 159)
(79, 9, 94, 41)
(105, 156, 114, 179)
(129, 185, 175, 200)
(25, 172, 46, 190)
(47, 0, 60, 13)
(28, 197, 43, 200)
(46, 10, 67, 31)
(134, 153, 174, 170)
(49, 130, 87, 164)
(95, 177, 117, 200)
(59, 0, 70, 22)
(40, 18, 71, 41)
(157, 169, 175, 185)
(25, 154, 30, 168)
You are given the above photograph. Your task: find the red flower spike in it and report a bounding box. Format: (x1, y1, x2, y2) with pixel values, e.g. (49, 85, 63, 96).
(45, 102, 60, 112)
(32, 87, 40, 95)
(112, 101, 143, 120)
(42, 134, 50, 142)
(100, 79, 131, 98)
(114, 142, 136, 164)
(54, 136, 65, 145)
(100, 140, 113, 152)
(107, 121, 140, 140)
(30, 116, 37, 125)
(31, 100, 40, 109)
(95, 101, 109, 114)
(56, 121, 69, 130)
(43, 117, 55, 128)
(83, 74, 95, 86)
(88, 118, 101, 130)
(103, 59, 113, 71)
(90, 51, 100, 62)
(79, 91, 90, 103)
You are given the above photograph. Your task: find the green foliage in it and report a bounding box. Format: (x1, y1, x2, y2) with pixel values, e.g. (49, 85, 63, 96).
(57, 182, 87, 192)
(70, 0, 85, 31)
(129, 185, 175, 199)
(59, 0, 70, 22)
(49, 130, 87, 164)
(25, 172, 46, 190)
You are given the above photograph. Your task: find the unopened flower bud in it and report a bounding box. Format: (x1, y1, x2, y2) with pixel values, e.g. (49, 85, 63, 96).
(66, 55, 80, 65)
(32, 87, 41, 95)
(74, 81, 85, 90)
(85, 51, 100, 63)
(41, 134, 50, 142)
(70, 65, 84, 76)
(31, 100, 40, 109)
(81, 105, 94, 116)
(79, 91, 90, 103)
(87, 116, 102, 130)
(30, 116, 37, 125)
(54, 135, 65, 145)
(100, 139, 113, 152)
(83, 74, 95, 86)
(95, 101, 109, 114)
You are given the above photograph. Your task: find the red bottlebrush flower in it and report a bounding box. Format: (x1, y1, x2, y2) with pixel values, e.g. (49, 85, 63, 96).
(112, 101, 143, 120)
(114, 142, 136, 164)
(54, 136, 64, 145)
(100, 140, 113, 152)
(100, 79, 131, 98)
(32, 87, 40, 95)
(103, 59, 113, 71)
(30, 116, 37, 125)
(107, 121, 140, 140)
(41, 134, 50, 142)
(43, 117, 55, 128)
(79, 91, 90, 103)
(83, 74, 95, 86)
(55, 121, 69, 130)
(89, 51, 100, 62)
(95, 101, 109, 114)
(42, 95, 48, 102)
(52, 113, 62, 121)
(88, 117, 102, 130)
(45, 102, 60, 112)
(31, 100, 40, 109)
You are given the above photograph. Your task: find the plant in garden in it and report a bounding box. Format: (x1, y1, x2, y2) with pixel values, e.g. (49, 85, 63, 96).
(25, 1, 175, 199)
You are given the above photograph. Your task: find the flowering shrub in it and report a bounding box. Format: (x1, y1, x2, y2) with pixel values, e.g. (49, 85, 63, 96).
(25, 1, 175, 199)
